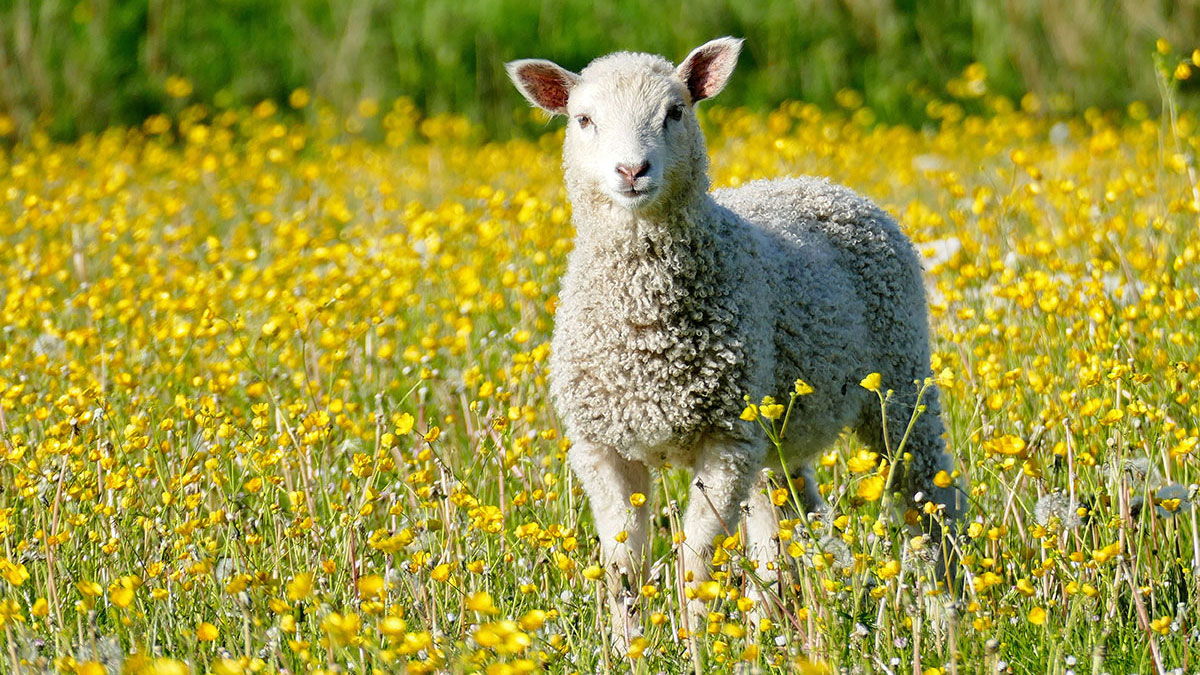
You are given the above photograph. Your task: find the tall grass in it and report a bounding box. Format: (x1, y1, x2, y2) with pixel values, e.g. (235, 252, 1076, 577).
(1, 0, 1197, 139)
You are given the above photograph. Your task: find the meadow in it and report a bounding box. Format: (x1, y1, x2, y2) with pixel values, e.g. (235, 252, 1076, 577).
(1, 50, 1200, 674)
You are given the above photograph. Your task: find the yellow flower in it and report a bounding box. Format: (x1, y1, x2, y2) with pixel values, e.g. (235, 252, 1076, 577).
(211, 658, 245, 675)
(771, 487, 789, 506)
(797, 658, 832, 675)
(627, 636, 649, 659)
(794, 378, 814, 395)
(140, 659, 189, 675)
(935, 368, 954, 387)
(876, 559, 900, 581)
(357, 574, 385, 599)
(1150, 616, 1172, 635)
(760, 403, 786, 420)
(933, 470, 953, 488)
(860, 372, 882, 392)
(110, 582, 135, 609)
(287, 572, 314, 601)
(289, 88, 311, 108)
(695, 580, 721, 602)
(982, 435, 1026, 456)
(431, 563, 452, 582)
(518, 609, 547, 631)
(1015, 578, 1036, 597)
(582, 565, 604, 581)
(0, 561, 28, 586)
(629, 492, 647, 507)
(846, 449, 878, 473)
(740, 404, 759, 421)
(393, 412, 415, 435)
(0, 599, 21, 628)
(164, 75, 193, 98)
(1092, 541, 1121, 564)
(322, 612, 361, 647)
(467, 591, 499, 614)
(196, 621, 220, 641)
(1027, 606, 1047, 625)
(380, 615, 407, 638)
(857, 475, 885, 501)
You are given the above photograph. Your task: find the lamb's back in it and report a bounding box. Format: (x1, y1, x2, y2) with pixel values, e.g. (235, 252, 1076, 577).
(712, 176, 928, 323)
(713, 176, 915, 268)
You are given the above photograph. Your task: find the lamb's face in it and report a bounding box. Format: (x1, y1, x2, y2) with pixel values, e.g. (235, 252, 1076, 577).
(507, 38, 743, 213)
(563, 57, 693, 210)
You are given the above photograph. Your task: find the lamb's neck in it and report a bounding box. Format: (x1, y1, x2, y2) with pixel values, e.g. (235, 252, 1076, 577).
(572, 192, 723, 261)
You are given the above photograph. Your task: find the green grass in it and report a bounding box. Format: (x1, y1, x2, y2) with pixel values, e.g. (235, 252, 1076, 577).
(1, 0, 1199, 139)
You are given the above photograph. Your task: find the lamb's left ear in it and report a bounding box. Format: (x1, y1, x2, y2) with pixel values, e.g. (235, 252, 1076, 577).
(676, 37, 743, 103)
(506, 59, 580, 116)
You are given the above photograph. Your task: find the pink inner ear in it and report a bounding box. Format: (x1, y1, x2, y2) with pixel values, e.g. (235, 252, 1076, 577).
(520, 64, 572, 112)
(682, 46, 737, 102)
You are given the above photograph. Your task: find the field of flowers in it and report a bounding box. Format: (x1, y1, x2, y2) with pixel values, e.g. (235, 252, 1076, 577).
(2, 59, 1200, 674)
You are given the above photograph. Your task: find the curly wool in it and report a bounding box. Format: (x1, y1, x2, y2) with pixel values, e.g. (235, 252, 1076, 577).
(510, 40, 958, 638)
(551, 172, 956, 513)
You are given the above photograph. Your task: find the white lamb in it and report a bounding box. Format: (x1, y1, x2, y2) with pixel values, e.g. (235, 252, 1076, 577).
(507, 37, 959, 640)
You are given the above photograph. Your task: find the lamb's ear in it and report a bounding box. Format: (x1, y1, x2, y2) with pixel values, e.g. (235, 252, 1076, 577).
(676, 37, 743, 103)
(506, 59, 579, 116)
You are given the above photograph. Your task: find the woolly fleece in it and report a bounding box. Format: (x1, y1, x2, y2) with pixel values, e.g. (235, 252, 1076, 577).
(509, 38, 958, 638)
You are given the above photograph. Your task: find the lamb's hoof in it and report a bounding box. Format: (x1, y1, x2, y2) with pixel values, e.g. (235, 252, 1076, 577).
(918, 591, 959, 637)
(745, 583, 782, 630)
(684, 597, 711, 639)
(608, 604, 643, 656)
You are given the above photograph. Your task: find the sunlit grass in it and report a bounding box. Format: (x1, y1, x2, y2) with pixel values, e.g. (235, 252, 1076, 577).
(1, 65, 1199, 673)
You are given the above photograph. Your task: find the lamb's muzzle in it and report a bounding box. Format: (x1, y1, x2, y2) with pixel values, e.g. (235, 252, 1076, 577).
(507, 36, 960, 650)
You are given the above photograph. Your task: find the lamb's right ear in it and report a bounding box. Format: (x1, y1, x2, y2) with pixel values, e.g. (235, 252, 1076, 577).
(506, 59, 579, 116)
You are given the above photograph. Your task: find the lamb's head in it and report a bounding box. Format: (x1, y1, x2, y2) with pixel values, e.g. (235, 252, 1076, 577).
(507, 37, 742, 213)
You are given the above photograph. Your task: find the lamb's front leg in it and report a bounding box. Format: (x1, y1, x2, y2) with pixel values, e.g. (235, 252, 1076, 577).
(680, 438, 764, 632)
(568, 442, 651, 651)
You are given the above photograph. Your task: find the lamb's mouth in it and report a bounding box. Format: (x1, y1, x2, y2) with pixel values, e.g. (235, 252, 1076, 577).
(614, 185, 658, 202)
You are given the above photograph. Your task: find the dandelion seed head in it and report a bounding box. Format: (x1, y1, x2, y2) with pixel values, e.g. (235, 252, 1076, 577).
(1034, 492, 1083, 530)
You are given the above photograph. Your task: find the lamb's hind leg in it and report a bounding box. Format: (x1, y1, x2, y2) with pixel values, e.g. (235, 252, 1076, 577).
(568, 442, 651, 651)
(856, 379, 959, 587)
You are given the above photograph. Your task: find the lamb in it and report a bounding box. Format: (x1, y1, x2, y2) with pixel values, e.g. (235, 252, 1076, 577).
(507, 37, 959, 642)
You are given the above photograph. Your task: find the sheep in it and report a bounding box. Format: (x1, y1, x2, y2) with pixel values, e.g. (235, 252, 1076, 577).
(506, 37, 960, 643)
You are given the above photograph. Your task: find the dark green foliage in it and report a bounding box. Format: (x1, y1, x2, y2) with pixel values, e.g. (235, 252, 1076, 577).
(0, 0, 1197, 139)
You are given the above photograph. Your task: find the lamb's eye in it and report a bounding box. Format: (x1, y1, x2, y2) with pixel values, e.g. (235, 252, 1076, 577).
(576, 114, 592, 129)
(664, 105, 684, 127)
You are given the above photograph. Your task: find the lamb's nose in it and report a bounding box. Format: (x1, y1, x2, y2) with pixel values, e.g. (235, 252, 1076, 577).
(615, 161, 651, 183)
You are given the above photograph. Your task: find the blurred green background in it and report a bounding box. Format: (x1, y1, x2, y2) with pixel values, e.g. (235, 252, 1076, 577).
(1, 0, 1197, 139)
